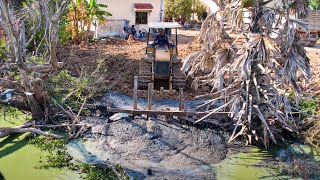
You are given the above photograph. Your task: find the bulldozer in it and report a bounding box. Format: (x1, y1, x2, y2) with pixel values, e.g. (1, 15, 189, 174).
(138, 22, 186, 90)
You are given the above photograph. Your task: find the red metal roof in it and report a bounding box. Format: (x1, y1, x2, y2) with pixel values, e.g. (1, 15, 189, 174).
(134, 3, 153, 10)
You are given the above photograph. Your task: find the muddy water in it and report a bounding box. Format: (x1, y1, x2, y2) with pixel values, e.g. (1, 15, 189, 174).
(68, 135, 319, 180)
(213, 147, 284, 180)
(214, 145, 319, 180)
(0, 115, 81, 180)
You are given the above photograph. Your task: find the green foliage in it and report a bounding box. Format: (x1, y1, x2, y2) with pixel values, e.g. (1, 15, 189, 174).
(298, 98, 319, 115)
(26, 55, 46, 64)
(59, 15, 72, 45)
(242, 0, 256, 8)
(28, 137, 72, 169)
(0, 38, 5, 47)
(0, 105, 31, 122)
(164, 0, 206, 21)
(86, 0, 112, 22)
(84, 166, 117, 180)
(309, 0, 320, 10)
(29, 137, 65, 152)
(28, 136, 125, 180)
(0, 32, 8, 59)
(47, 70, 89, 109)
(66, 0, 111, 44)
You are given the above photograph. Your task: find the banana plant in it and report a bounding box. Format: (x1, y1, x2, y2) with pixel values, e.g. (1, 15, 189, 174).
(82, 0, 111, 40)
(68, 0, 111, 43)
(309, 0, 320, 10)
(87, 0, 112, 21)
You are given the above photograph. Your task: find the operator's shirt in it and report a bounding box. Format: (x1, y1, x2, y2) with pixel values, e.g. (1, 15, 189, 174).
(155, 35, 169, 46)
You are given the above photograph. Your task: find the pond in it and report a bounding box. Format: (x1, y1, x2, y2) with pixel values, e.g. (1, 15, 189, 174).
(213, 145, 319, 180)
(0, 113, 81, 180)
(1, 110, 319, 180)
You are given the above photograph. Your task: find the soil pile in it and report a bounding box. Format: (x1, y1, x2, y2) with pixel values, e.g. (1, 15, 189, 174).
(58, 33, 204, 99)
(304, 44, 320, 94)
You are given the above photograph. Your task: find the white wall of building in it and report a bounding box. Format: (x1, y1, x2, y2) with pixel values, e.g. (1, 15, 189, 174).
(97, 0, 162, 35)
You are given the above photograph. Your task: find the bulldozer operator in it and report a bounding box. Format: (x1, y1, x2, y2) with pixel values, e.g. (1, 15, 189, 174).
(153, 29, 169, 48)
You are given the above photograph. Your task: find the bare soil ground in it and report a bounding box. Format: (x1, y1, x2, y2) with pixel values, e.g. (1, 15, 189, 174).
(304, 43, 320, 94)
(59, 30, 202, 100)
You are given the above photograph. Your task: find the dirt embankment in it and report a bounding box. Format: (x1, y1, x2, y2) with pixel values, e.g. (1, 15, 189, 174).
(304, 44, 320, 94)
(59, 30, 320, 100)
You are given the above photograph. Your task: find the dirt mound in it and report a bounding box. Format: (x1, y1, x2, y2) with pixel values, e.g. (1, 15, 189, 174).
(304, 44, 320, 94)
(58, 36, 206, 99)
(179, 36, 201, 58)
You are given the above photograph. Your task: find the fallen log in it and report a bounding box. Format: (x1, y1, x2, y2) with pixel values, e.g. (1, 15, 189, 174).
(0, 121, 35, 139)
(33, 123, 91, 128)
(0, 127, 64, 139)
(0, 99, 30, 111)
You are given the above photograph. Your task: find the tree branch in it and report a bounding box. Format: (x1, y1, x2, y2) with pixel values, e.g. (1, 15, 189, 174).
(0, 127, 64, 138)
(0, 78, 25, 93)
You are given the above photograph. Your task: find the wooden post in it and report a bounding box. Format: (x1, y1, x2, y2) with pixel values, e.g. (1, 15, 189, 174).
(169, 75, 173, 90)
(147, 83, 153, 110)
(179, 88, 184, 111)
(160, 87, 164, 96)
(133, 76, 138, 110)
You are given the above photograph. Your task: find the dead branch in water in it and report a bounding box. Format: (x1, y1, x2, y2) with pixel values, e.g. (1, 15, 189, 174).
(0, 120, 63, 139)
(0, 121, 91, 139)
(0, 127, 64, 139)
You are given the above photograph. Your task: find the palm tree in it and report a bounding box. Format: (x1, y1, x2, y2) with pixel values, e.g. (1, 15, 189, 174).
(183, 0, 311, 148)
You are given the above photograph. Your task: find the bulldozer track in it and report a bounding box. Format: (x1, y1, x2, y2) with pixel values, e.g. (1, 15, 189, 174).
(172, 63, 186, 89)
(138, 61, 152, 88)
(138, 60, 186, 90)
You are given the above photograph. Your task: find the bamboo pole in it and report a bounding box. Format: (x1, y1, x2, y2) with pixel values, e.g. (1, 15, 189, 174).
(133, 76, 138, 110)
(107, 107, 228, 117)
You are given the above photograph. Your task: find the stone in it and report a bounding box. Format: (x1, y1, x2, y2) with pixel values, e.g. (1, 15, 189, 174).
(109, 113, 130, 121)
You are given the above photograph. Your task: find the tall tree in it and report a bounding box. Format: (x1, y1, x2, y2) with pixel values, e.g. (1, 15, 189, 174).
(164, 0, 206, 21)
(0, 0, 70, 120)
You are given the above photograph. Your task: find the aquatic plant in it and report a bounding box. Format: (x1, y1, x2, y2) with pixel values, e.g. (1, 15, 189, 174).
(28, 136, 128, 180)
